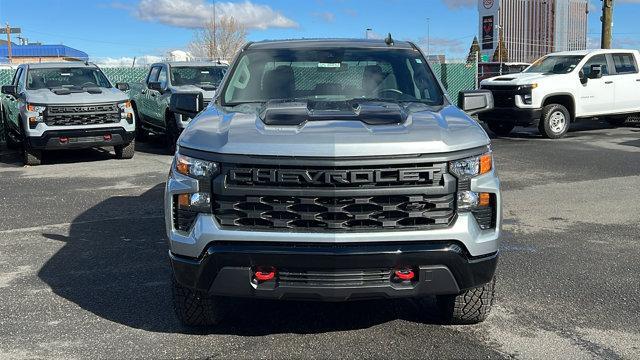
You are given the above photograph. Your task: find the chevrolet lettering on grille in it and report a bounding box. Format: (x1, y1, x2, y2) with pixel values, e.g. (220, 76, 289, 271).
(228, 168, 438, 185)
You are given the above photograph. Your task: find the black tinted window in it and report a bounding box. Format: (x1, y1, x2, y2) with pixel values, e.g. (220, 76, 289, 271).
(26, 68, 111, 90)
(582, 55, 609, 76)
(223, 48, 444, 106)
(612, 54, 638, 74)
(171, 67, 226, 87)
(147, 67, 160, 83)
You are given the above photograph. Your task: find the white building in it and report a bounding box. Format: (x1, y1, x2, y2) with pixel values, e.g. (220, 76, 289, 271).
(478, 0, 588, 63)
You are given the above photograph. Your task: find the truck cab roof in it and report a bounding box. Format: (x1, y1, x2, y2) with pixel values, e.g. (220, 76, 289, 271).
(247, 38, 417, 50)
(152, 61, 228, 68)
(547, 49, 640, 57)
(22, 61, 99, 69)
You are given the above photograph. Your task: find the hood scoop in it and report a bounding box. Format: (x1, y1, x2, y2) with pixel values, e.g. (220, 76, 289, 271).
(494, 77, 516, 81)
(50, 87, 103, 95)
(260, 100, 407, 126)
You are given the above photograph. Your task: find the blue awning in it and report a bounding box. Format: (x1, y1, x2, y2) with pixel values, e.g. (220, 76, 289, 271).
(0, 45, 88, 61)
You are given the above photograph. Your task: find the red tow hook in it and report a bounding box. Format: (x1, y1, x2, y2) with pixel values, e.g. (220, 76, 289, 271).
(394, 269, 415, 281)
(254, 267, 276, 282)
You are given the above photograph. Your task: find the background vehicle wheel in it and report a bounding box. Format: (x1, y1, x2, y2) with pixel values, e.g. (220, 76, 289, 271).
(539, 104, 570, 139)
(172, 277, 225, 327)
(23, 145, 42, 166)
(133, 104, 148, 142)
(436, 277, 496, 324)
(605, 117, 627, 127)
(487, 122, 515, 137)
(114, 140, 135, 159)
(2, 116, 19, 149)
(165, 113, 180, 154)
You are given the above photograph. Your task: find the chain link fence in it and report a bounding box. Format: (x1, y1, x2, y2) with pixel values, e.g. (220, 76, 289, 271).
(0, 61, 479, 143)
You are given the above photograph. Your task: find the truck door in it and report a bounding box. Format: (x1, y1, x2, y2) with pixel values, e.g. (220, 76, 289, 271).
(4, 67, 24, 131)
(611, 53, 640, 113)
(578, 54, 615, 116)
(139, 66, 160, 123)
(153, 65, 171, 129)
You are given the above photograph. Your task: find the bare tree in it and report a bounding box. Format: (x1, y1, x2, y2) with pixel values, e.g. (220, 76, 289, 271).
(188, 16, 247, 62)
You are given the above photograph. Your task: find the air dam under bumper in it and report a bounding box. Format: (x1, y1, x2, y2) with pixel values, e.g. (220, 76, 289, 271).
(170, 241, 498, 301)
(27, 127, 135, 150)
(479, 108, 542, 126)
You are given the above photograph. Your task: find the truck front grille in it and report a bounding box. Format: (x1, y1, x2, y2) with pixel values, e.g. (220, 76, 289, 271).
(214, 193, 455, 231)
(44, 103, 120, 126)
(212, 157, 457, 232)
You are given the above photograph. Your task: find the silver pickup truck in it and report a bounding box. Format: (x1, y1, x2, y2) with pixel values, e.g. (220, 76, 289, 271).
(128, 61, 227, 153)
(165, 39, 501, 327)
(1, 62, 135, 165)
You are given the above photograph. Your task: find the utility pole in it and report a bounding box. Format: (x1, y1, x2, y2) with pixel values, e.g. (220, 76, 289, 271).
(212, 0, 217, 61)
(1, 24, 21, 64)
(426, 18, 431, 56)
(365, 28, 372, 39)
(601, 0, 613, 49)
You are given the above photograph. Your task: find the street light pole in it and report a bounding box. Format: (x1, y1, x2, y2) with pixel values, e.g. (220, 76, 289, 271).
(365, 28, 372, 39)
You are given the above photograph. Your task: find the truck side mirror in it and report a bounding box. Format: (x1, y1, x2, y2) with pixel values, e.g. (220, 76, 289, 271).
(579, 70, 588, 85)
(1, 85, 17, 97)
(148, 81, 163, 92)
(115, 82, 130, 91)
(589, 65, 602, 79)
(458, 90, 494, 116)
(169, 92, 203, 118)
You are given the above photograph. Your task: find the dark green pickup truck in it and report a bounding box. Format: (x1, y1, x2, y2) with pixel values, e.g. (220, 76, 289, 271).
(128, 61, 227, 152)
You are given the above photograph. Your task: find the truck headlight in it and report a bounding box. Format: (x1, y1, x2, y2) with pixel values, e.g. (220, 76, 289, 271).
(450, 151, 496, 229)
(26, 104, 46, 129)
(171, 154, 220, 231)
(175, 154, 219, 179)
(449, 152, 492, 180)
(118, 101, 134, 124)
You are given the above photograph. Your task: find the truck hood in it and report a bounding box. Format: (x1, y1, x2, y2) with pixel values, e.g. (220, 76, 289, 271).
(179, 104, 490, 157)
(481, 72, 561, 86)
(26, 87, 128, 105)
(172, 85, 216, 100)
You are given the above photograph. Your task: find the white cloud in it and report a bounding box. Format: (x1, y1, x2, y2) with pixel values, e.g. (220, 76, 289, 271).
(135, 0, 298, 29)
(93, 55, 163, 67)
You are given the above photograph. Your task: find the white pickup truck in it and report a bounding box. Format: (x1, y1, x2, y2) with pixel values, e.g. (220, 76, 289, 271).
(479, 49, 640, 138)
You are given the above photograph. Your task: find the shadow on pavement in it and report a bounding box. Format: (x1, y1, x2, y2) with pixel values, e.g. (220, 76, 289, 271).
(37, 185, 444, 335)
(483, 118, 639, 139)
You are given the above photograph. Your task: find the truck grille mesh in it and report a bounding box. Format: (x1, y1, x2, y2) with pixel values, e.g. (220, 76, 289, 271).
(213, 193, 455, 231)
(44, 103, 120, 126)
(278, 269, 393, 287)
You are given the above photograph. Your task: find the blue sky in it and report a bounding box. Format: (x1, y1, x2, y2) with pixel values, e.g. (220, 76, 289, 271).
(0, 0, 639, 62)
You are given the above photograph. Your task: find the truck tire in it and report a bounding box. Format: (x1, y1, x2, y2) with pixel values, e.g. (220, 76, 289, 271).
(436, 277, 495, 324)
(165, 113, 179, 154)
(133, 104, 148, 142)
(2, 116, 19, 149)
(114, 140, 135, 159)
(171, 277, 225, 327)
(487, 122, 515, 137)
(23, 145, 42, 166)
(539, 104, 570, 139)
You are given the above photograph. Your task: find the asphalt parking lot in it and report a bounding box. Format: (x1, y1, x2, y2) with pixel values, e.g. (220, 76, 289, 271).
(0, 120, 639, 359)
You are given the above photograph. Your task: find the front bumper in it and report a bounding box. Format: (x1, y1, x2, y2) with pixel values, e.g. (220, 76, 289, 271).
(479, 107, 542, 126)
(27, 127, 136, 150)
(170, 241, 498, 301)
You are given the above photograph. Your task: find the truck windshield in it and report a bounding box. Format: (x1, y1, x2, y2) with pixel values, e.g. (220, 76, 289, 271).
(26, 67, 112, 90)
(171, 67, 226, 88)
(524, 55, 584, 74)
(222, 48, 444, 106)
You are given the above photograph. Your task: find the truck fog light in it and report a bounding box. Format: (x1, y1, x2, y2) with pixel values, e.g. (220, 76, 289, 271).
(523, 94, 532, 105)
(177, 192, 211, 212)
(457, 191, 491, 210)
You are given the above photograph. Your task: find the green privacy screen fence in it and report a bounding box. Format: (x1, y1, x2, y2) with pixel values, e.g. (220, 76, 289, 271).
(0, 63, 477, 142)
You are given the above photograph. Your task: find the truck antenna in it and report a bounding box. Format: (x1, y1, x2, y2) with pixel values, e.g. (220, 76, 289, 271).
(384, 33, 394, 46)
